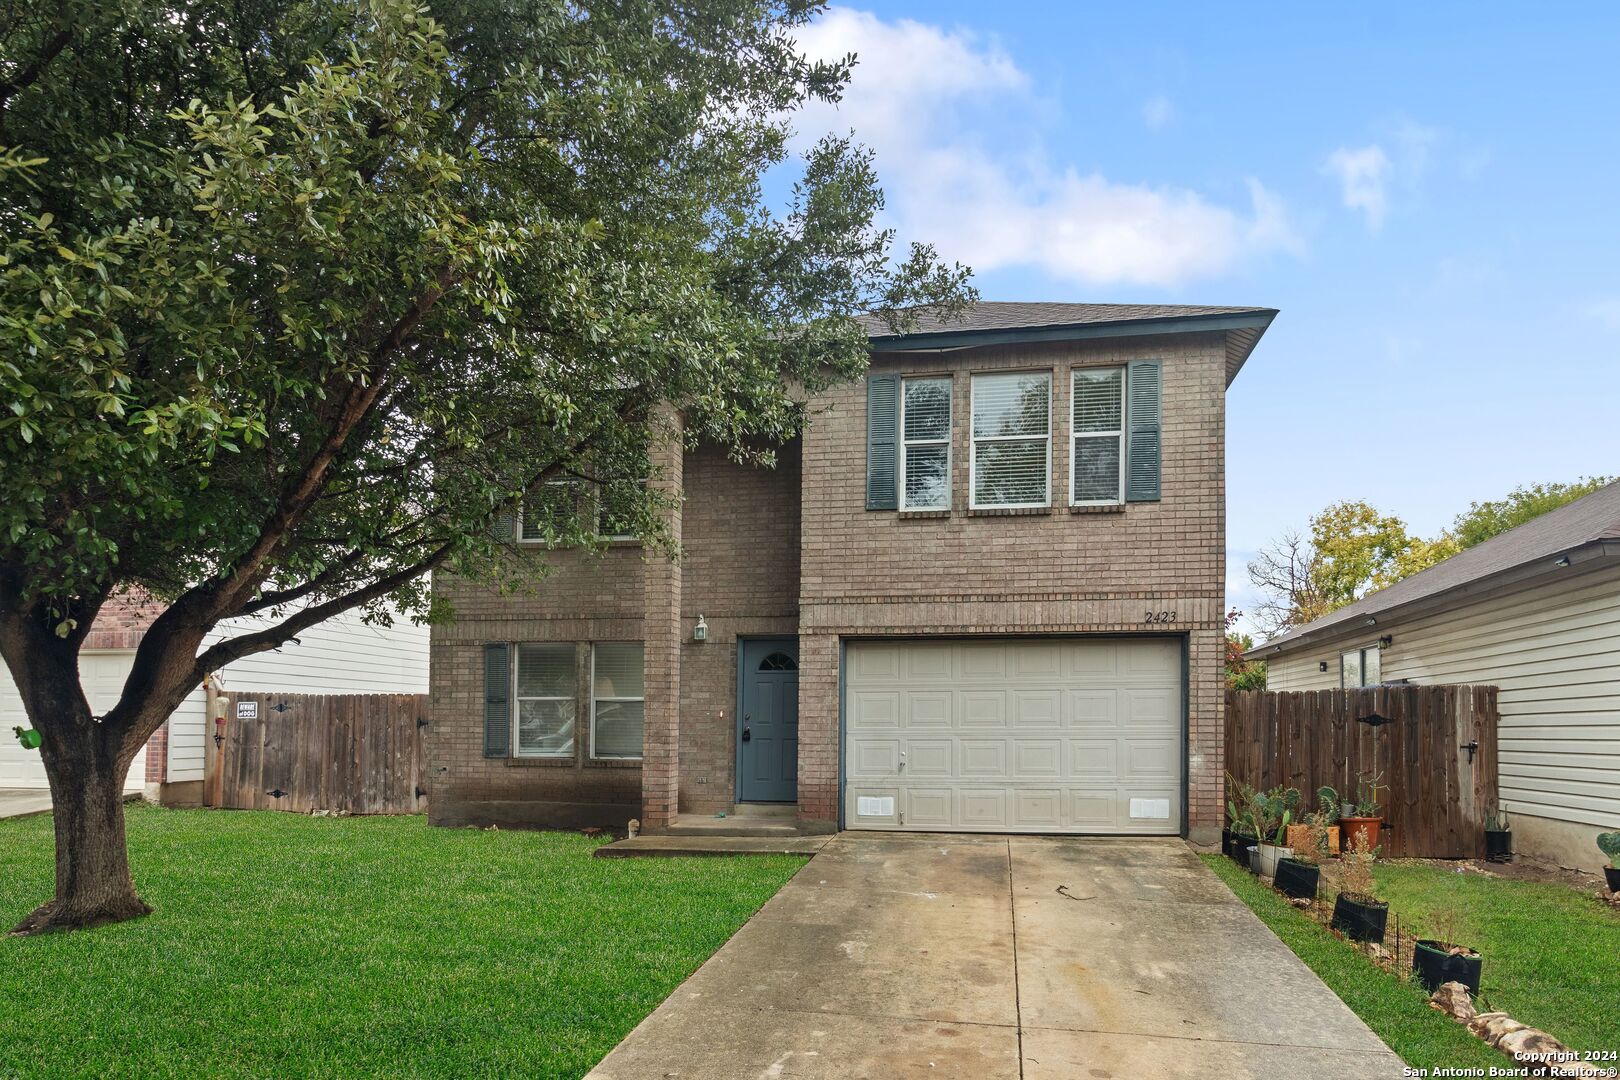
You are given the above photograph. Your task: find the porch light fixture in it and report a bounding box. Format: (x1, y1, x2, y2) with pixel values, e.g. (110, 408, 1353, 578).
(1319, 661, 1329, 672)
(1365, 616, 1377, 627)
(1378, 635, 1393, 648)
(693, 614, 708, 643)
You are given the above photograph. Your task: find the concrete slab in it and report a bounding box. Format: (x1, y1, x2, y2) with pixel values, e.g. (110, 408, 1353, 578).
(0, 790, 55, 820)
(593, 834, 831, 857)
(585, 834, 1406, 1079)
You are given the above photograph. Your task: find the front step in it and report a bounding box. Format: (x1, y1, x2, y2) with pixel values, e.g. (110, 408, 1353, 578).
(665, 808, 803, 837)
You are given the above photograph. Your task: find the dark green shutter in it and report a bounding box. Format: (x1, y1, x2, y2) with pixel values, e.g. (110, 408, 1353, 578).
(1125, 360, 1162, 502)
(865, 374, 899, 510)
(483, 643, 511, 758)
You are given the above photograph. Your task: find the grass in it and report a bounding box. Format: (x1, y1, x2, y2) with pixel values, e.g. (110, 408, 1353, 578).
(0, 805, 807, 1080)
(1203, 854, 1620, 1071)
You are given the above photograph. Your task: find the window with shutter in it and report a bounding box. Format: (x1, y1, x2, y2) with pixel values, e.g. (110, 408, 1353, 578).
(971, 372, 1051, 508)
(591, 643, 645, 760)
(900, 377, 951, 510)
(1125, 360, 1162, 503)
(1070, 367, 1125, 504)
(483, 643, 511, 758)
(514, 643, 576, 756)
(866, 375, 899, 510)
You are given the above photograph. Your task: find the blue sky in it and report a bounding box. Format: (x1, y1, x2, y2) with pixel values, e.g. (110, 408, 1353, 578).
(784, 3, 1620, 636)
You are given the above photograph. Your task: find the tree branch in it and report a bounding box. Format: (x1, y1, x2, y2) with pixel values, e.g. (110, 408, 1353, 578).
(0, 27, 72, 112)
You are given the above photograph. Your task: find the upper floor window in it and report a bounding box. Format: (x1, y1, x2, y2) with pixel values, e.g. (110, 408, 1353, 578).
(1071, 367, 1125, 504)
(970, 372, 1051, 509)
(520, 479, 583, 543)
(1341, 645, 1381, 688)
(900, 377, 951, 510)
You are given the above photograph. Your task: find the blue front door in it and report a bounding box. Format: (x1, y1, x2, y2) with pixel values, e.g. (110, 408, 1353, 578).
(738, 638, 799, 803)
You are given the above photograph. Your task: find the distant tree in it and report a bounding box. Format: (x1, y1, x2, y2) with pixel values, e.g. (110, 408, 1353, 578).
(1224, 609, 1266, 691)
(1247, 501, 1454, 638)
(1450, 478, 1615, 549)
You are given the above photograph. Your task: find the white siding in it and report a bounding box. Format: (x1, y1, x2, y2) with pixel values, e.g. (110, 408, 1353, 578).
(1264, 563, 1620, 831)
(0, 652, 147, 792)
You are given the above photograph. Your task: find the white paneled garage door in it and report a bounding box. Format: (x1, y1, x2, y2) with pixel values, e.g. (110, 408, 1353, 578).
(0, 652, 146, 791)
(843, 637, 1183, 834)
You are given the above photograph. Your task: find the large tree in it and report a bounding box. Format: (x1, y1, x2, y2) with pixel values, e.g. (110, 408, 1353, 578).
(1450, 477, 1614, 550)
(0, 0, 970, 933)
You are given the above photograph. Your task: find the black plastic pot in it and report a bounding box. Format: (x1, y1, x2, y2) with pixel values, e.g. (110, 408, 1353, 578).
(1230, 834, 1256, 866)
(1221, 829, 1236, 857)
(1412, 939, 1482, 994)
(1605, 866, 1620, 893)
(1484, 830, 1512, 863)
(1274, 857, 1320, 900)
(1331, 892, 1388, 944)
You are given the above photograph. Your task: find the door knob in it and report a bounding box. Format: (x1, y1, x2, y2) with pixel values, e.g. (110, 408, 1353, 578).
(741, 726, 751, 742)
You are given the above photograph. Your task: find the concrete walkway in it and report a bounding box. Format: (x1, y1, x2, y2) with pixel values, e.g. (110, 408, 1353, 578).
(587, 833, 1404, 1080)
(0, 789, 54, 820)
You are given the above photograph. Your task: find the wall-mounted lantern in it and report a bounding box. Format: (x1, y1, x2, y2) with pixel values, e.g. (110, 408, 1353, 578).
(693, 614, 708, 643)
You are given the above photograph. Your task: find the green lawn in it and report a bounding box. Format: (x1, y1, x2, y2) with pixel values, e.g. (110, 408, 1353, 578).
(1202, 855, 1620, 1070)
(0, 805, 807, 1080)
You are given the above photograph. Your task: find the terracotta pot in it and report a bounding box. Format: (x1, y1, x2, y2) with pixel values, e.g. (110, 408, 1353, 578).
(1284, 824, 1340, 856)
(1340, 816, 1383, 854)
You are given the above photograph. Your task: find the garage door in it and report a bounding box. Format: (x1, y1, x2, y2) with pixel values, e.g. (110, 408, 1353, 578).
(843, 637, 1183, 834)
(0, 653, 146, 791)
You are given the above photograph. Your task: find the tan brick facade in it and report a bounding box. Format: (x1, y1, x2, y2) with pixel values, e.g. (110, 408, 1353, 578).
(428, 327, 1237, 841)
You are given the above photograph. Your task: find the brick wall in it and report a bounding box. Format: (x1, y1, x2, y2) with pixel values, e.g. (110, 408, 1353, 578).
(796, 333, 1229, 838)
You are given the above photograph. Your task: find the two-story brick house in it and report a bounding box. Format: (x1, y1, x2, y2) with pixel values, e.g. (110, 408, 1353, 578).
(426, 301, 1275, 841)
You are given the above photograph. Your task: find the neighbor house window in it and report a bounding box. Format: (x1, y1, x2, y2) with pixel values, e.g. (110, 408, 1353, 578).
(1341, 646, 1381, 688)
(591, 643, 645, 760)
(514, 644, 576, 756)
(1071, 367, 1125, 504)
(971, 372, 1051, 508)
(900, 376, 951, 509)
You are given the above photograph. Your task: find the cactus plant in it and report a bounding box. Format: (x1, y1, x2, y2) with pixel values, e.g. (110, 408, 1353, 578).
(1598, 832, 1620, 869)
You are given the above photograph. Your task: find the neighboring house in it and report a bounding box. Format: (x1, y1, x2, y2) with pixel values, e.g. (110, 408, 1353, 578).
(428, 301, 1276, 842)
(1249, 480, 1620, 872)
(1, 593, 430, 803)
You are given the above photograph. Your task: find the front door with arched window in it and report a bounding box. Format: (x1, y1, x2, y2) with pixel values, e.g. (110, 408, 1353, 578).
(737, 638, 799, 803)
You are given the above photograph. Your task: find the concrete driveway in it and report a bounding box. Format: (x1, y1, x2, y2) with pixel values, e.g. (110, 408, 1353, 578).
(587, 834, 1405, 1080)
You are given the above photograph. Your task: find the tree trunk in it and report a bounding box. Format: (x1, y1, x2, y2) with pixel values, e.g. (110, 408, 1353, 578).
(9, 709, 151, 935)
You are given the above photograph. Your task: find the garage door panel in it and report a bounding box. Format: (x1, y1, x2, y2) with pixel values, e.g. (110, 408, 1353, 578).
(905, 692, 952, 729)
(1067, 689, 1119, 730)
(846, 637, 1182, 834)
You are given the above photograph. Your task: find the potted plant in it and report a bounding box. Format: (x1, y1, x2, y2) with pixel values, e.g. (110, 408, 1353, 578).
(1411, 909, 1482, 993)
(1599, 832, 1620, 894)
(1225, 774, 1258, 867)
(1286, 786, 1341, 856)
(1247, 786, 1298, 879)
(1339, 770, 1385, 854)
(1483, 805, 1512, 864)
(1330, 834, 1388, 943)
(1274, 808, 1329, 901)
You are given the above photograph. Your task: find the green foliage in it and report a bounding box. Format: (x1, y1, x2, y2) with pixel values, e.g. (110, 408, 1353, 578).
(1451, 478, 1615, 550)
(1317, 786, 1341, 824)
(1224, 607, 1266, 689)
(1225, 772, 1257, 836)
(0, 806, 805, 1078)
(1354, 770, 1385, 818)
(1598, 832, 1620, 868)
(1484, 805, 1508, 832)
(1247, 785, 1300, 845)
(0, 0, 973, 637)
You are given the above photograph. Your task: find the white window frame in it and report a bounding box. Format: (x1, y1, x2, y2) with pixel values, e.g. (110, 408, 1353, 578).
(1069, 366, 1126, 506)
(594, 480, 643, 542)
(899, 376, 952, 511)
(1341, 645, 1381, 688)
(969, 371, 1052, 510)
(590, 642, 645, 761)
(518, 478, 583, 545)
(512, 643, 576, 758)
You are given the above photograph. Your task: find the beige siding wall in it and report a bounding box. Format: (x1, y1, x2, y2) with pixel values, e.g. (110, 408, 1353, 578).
(1264, 560, 1620, 868)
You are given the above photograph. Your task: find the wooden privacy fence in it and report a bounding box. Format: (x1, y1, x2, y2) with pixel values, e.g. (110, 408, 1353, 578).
(207, 692, 427, 815)
(1224, 686, 1499, 859)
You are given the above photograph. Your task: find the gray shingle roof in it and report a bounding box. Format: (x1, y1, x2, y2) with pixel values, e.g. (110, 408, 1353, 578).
(1252, 479, 1620, 655)
(858, 301, 1275, 339)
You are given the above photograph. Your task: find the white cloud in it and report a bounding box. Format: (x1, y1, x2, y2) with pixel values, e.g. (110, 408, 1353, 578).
(1141, 94, 1174, 131)
(790, 8, 1301, 288)
(1323, 144, 1393, 231)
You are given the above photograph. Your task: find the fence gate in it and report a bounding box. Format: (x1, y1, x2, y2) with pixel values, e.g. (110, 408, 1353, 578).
(209, 692, 427, 815)
(1224, 686, 1499, 859)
